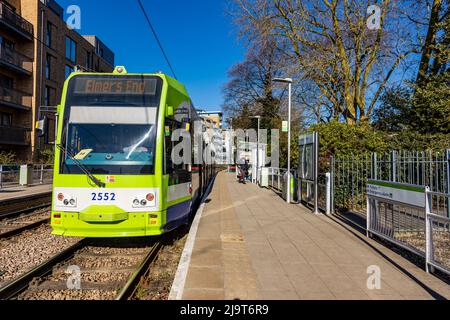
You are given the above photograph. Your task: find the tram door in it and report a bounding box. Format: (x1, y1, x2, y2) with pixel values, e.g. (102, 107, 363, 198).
(164, 118, 192, 227)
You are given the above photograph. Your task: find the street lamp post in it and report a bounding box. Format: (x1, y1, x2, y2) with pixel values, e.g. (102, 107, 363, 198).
(250, 116, 261, 185)
(228, 117, 234, 172)
(273, 77, 293, 204)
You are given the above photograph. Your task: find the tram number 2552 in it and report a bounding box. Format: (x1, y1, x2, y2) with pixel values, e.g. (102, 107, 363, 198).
(91, 192, 116, 201)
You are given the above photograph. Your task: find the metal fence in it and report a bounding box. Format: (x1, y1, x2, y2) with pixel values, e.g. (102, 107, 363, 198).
(267, 167, 287, 192)
(368, 192, 427, 258)
(299, 173, 327, 212)
(367, 187, 450, 276)
(426, 189, 450, 275)
(374, 151, 449, 194)
(333, 150, 450, 218)
(266, 167, 331, 214)
(0, 164, 53, 188)
(263, 148, 449, 276)
(332, 154, 370, 216)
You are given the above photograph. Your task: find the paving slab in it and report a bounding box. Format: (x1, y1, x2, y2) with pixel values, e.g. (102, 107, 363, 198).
(0, 184, 52, 202)
(179, 172, 450, 300)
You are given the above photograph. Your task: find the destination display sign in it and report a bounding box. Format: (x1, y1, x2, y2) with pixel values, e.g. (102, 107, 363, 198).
(74, 78, 157, 95)
(367, 180, 425, 208)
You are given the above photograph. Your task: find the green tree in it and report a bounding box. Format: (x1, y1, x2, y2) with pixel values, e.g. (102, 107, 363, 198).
(413, 0, 449, 134)
(372, 86, 413, 132)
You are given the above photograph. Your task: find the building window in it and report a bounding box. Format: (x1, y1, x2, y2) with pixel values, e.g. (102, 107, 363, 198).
(44, 86, 55, 107)
(86, 51, 92, 70)
(99, 48, 104, 58)
(65, 36, 76, 62)
(0, 74, 13, 89)
(46, 54, 52, 79)
(65, 65, 74, 79)
(0, 35, 14, 49)
(46, 22, 53, 48)
(0, 112, 12, 127)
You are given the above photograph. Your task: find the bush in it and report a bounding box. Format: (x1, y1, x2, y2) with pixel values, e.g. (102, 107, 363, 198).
(383, 131, 450, 151)
(308, 122, 449, 158)
(38, 148, 55, 164)
(312, 121, 389, 157)
(0, 151, 16, 164)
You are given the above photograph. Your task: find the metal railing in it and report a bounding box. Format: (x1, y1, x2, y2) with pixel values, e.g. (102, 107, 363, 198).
(333, 154, 371, 216)
(426, 188, 450, 275)
(0, 126, 31, 145)
(333, 150, 450, 217)
(0, 164, 53, 189)
(0, 2, 34, 37)
(0, 44, 33, 73)
(267, 167, 286, 192)
(298, 172, 331, 214)
(374, 151, 449, 194)
(367, 195, 427, 258)
(0, 87, 33, 109)
(366, 185, 449, 276)
(32, 164, 54, 185)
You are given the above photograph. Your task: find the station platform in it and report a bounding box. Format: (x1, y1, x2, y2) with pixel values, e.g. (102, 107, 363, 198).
(171, 172, 450, 300)
(0, 184, 52, 202)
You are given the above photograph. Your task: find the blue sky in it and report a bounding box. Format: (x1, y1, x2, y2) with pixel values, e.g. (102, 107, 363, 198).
(58, 0, 245, 111)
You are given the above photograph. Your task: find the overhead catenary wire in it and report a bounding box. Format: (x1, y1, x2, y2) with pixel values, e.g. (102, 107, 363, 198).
(136, 0, 178, 80)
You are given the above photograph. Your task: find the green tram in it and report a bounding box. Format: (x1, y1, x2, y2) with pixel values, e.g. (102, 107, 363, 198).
(50, 66, 216, 237)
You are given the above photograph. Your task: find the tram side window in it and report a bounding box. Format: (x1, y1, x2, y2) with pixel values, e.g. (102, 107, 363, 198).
(164, 119, 191, 185)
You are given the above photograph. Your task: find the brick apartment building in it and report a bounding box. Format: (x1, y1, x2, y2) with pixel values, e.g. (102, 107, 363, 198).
(0, 0, 114, 161)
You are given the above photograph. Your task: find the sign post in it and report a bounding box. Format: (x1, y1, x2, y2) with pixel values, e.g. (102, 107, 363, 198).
(367, 180, 426, 208)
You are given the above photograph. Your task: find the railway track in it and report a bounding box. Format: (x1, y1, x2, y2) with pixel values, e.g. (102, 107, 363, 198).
(0, 207, 51, 240)
(0, 238, 163, 300)
(0, 192, 52, 219)
(0, 191, 52, 239)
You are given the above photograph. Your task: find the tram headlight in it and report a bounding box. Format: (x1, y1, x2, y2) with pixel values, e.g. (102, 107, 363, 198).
(63, 199, 69, 206)
(133, 199, 140, 206)
(140, 199, 147, 206)
(69, 199, 76, 206)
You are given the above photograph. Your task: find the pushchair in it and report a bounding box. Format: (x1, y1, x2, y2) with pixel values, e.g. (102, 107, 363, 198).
(238, 167, 246, 184)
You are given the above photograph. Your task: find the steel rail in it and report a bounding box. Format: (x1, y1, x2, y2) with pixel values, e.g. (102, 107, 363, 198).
(0, 192, 52, 219)
(0, 240, 86, 300)
(115, 241, 163, 300)
(0, 202, 51, 220)
(0, 217, 50, 239)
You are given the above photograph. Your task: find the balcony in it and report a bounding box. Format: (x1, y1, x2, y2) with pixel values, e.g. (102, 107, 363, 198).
(0, 45, 32, 75)
(0, 126, 31, 146)
(0, 2, 34, 41)
(0, 87, 32, 110)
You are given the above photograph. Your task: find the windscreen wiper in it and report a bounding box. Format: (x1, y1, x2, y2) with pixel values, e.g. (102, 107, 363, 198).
(56, 144, 106, 188)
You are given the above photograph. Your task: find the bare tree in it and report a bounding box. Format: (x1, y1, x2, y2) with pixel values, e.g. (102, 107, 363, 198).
(222, 39, 285, 129)
(231, 0, 427, 124)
